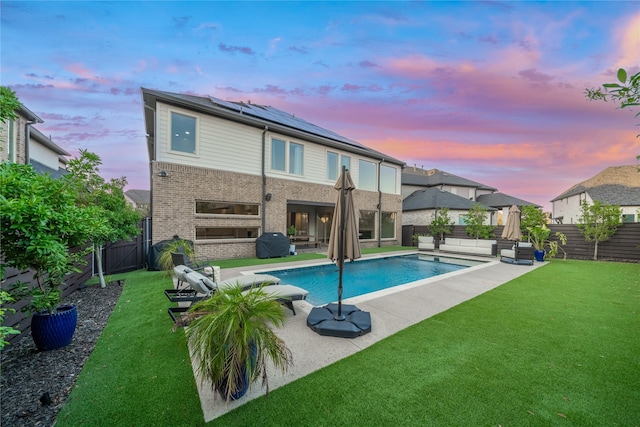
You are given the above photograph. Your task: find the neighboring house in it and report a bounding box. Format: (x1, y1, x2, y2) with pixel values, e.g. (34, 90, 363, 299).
(402, 166, 540, 226)
(141, 88, 405, 260)
(124, 189, 150, 217)
(1, 103, 69, 173)
(551, 165, 640, 224)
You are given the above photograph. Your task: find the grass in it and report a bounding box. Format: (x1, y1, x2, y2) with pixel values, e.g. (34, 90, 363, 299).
(56, 255, 640, 426)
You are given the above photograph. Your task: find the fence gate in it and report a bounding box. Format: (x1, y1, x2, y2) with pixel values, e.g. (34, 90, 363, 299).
(98, 217, 151, 275)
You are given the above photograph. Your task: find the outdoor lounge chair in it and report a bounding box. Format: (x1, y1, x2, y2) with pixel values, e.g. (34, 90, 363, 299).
(166, 267, 308, 323)
(171, 250, 211, 288)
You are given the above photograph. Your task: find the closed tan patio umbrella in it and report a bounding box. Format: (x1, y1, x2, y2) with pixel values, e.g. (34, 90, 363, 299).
(501, 205, 522, 242)
(307, 166, 371, 338)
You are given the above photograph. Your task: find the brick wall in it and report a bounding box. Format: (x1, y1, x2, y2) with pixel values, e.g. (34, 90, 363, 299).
(151, 161, 404, 259)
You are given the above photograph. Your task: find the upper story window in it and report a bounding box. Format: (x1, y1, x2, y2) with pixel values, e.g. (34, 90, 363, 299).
(358, 160, 377, 192)
(271, 138, 304, 175)
(170, 112, 196, 154)
(196, 201, 259, 216)
(327, 152, 351, 181)
(289, 142, 304, 175)
(341, 155, 351, 172)
(327, 151, 338, 181)
(380, 164, 396, 194)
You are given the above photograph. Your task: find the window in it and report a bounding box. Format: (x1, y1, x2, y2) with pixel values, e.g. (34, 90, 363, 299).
(381, 212, 396, 239)
(7, 119, 16, 162)
(271, 138, 286, 171)
(622, 214, 635, 223)
(380, 165, 396, 194)
(458, 214, 468, 225)
(170, 112, 196, 154)
(358, 160, 377, 191)
(341, 155, 351, 172)
(196, 227, 259, 240)
(196, 201, 259, 216)
(359, 210, 376, 240)
(327, 151, 338, 181)
(271, 138, 304, 175)
(289, 142, 304, 175)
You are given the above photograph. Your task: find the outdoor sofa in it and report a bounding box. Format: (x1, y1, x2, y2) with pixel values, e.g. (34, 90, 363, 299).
(439, 238, 498, 257)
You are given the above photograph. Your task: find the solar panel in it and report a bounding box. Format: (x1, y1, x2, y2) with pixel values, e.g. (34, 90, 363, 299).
(208, 95, 367, 149)
(208, 96, 241, 113)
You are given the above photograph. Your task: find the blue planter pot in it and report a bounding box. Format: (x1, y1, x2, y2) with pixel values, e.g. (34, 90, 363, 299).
(31, 305, 78, 351)
(534, 249, 545, 262)
(217, 343, 257, 400)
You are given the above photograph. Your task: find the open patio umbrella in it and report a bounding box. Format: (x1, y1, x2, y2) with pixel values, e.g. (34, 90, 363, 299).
(306, 166, 371, 338)
(501, 205, 522, 242)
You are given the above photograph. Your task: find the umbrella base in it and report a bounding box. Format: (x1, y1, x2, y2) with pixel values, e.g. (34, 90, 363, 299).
(307, 303, 371, 338)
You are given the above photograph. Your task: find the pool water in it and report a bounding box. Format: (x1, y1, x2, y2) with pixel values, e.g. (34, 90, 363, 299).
(264, 254, 482, 306)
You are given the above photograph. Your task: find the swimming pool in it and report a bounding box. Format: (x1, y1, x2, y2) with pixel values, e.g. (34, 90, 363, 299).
(262, 253, 487, 306)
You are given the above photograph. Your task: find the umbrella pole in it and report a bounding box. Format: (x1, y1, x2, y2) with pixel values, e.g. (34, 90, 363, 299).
(336, 166, 346, 320)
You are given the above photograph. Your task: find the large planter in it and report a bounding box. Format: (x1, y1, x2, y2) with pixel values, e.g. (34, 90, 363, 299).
(534, 249, 545, 262)
(216, 343, 257, 400)
(31, 304, 78, 351)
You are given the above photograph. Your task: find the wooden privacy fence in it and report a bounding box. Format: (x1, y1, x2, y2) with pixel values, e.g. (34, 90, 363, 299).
(1, 218, 151, 342)
(403, 223, 640, 262)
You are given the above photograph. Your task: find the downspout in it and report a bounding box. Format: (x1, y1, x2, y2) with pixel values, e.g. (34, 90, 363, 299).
(144, 103, 156, 245)
(24, 120, 37, 164)
(377, 158, 384, 247)
(261, 126, 269, 234)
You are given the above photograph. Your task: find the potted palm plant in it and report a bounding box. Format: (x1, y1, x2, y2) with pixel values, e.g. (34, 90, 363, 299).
(182, 283, 293, 401)
(527, 224, 567, 261)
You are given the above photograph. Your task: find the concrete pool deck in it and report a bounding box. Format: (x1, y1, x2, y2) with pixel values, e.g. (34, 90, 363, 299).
(188, 250, 545, 422)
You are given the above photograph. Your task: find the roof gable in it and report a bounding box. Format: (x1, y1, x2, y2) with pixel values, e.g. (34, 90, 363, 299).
(551, 165, 640, 203)
(403, 188, 495, 211)
(477, 192, 540, 209)
(402, 167, 497, 191)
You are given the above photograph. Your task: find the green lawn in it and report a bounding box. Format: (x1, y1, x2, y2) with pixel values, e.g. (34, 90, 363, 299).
(57, 255, 640, 426)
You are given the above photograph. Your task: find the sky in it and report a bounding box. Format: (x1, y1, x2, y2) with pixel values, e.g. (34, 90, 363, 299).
(2, 1, 639, 212)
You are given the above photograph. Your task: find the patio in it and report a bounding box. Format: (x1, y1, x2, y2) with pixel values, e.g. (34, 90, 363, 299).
(194, 251, 543, 421)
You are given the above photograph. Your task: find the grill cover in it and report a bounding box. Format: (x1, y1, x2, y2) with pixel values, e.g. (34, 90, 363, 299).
(256, 232, 290, 259)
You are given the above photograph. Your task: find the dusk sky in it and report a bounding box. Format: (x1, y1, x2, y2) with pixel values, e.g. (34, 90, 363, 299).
(2, 1, 639, 212)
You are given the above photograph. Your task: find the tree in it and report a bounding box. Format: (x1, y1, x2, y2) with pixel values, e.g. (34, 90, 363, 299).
(66, 149, 142, 287)
(586, 67, 640, 161)
(0, 162, 105, 313)
(520, 205, 547, 239)
(464, 203, 495, 239)
(0, 86, 20, 129)
(429, 207, 454, 242)
(576, 200, 622, 260)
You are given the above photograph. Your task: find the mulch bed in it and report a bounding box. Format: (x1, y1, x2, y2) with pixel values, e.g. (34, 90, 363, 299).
(1, 282, 122, 427)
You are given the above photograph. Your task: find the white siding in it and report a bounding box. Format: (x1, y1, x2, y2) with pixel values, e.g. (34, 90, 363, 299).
(156, 102, 264, 176)
(155, 101, 402, 193)
(29, 142, 60, 170)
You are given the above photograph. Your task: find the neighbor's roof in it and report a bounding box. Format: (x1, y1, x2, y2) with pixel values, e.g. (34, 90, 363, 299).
(402, 167, 497, 191)
(125, 189, 150, 205)
(30, 159, 68, 179)
(551, 165, 640, 205)
(477, 192, 540, 209)
(403, 187, 496, 211)
(141, 88, 405, 167)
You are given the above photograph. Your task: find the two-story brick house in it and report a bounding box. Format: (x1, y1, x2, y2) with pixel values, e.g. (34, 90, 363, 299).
(141, 88, 405, 260)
